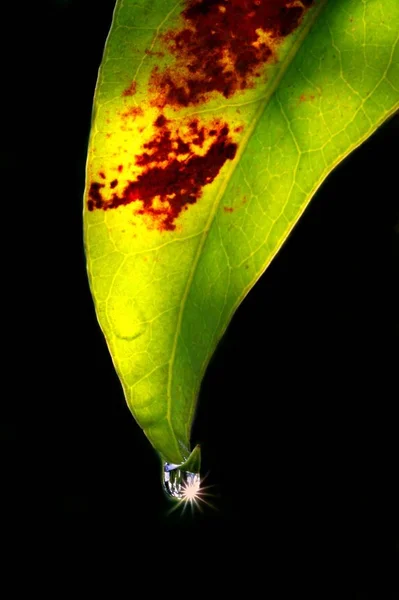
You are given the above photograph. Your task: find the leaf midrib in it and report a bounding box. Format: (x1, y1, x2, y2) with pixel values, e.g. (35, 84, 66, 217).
(162, 0, 329, 459)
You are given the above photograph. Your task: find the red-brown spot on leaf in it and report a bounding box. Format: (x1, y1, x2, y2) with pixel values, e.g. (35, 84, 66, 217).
(87, 119, 237, 231)
(154, 114, 168, 128)
(145, 49, 165, 58)
(121, 106, 144, 119)
(299, 93, 316, 103)
(88, 182, 105, 211)
(122, 81, 137, 97)
(149, 0, 314, 108)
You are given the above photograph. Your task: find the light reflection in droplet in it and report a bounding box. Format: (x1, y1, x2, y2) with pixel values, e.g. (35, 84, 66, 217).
(163, 463, 216, 515)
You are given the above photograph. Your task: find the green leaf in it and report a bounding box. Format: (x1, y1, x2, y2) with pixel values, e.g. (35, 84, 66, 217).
(84, 0, 399, 464)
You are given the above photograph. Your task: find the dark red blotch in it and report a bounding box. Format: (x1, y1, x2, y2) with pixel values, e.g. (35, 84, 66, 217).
(150, 0, 314, 107)
(88, 117, 237, 231)
(122, 81, 137, 96)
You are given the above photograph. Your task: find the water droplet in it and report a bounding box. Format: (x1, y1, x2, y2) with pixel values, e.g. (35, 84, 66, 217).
(163, 462, 201, 500)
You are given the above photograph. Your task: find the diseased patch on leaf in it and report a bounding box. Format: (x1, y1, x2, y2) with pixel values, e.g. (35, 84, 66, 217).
(88, 117, 237, 231)
(122, 81, 137, 97)
(150, 0, 314, 109)
(121, 106, 144, 119)
(299, 93, 316, 102)
(87, 0, 314, 231)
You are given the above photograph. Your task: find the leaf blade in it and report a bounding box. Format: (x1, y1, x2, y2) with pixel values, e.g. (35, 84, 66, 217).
(84, 0, 399, 463)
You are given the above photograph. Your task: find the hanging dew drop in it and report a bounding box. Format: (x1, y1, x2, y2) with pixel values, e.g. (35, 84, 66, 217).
(162, 444, 202, 501)
(163, 462, 201, 500)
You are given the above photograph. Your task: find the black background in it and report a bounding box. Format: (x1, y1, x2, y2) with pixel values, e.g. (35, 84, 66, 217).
(2, 0, 398, 586)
